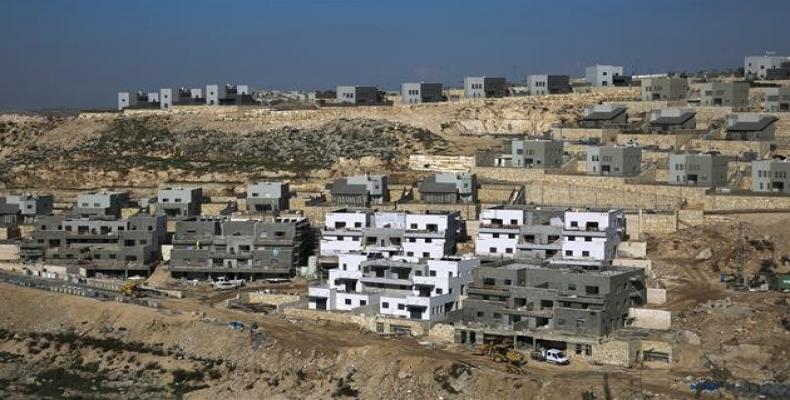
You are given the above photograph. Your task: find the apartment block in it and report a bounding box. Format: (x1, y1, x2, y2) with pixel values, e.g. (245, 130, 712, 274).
(698, 82, 749, 108)
(117, 91, 159, 110)
(0, 199, 20, 227)
(308, 253, 479, 322)
(336, 86, 383, 105)
(475, 206, 564, 260)
(751, 158, 790, 194)
(2, 194, 54, 223)
(724, 113, 778, 141)
(586, 144, 642, 177)
(640, 76, 689, 101)
(763, 87, 790, 112)
(559, 209, 625, 263)
(668, 152, 729, 187)
(578, 104, 628, 128)
(170, 216, 311, 279)
(765, 61, 790, 80)
(647, 108, 697, 132)
(455, 260, 646, 343)
(247, 181, 290, 212)
(205, 84, 256, 106)
(151, 187, 203, 218)
(401, 82, 443, 104)
(418, 172, 477, 204)
(526, 75, 571, 96)
(329, 175, 389, 206)
(585, 65, 624, 87)
(73, 191, 131, 219)
(481, 138, 564, 169)
(20, 214, 166, 277)
(744, 55, 790, 79)
(319, 210, 462, 259)
(464, 77, 507, 98)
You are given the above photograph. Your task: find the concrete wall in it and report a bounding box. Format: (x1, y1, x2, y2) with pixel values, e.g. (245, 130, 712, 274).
(686, 139, 771, 157)
(240, 291, 301, 305)
(550, 128, 618, 144)
(0, 244, 20, 261)
(283, 307, 428, 336)
(591, 339, 639, 367)
(628, 308, 671, 330)
(646, 288, 667, 305)
(617, 241, 647, 258)
(409, 155, 475, 172)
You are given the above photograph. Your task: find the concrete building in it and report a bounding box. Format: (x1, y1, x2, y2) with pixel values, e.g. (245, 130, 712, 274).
(668, 152, 729, 187)
(159, 88, 174, 110)
(698, 82, 750, 108)
(587, 144, 642, 177)
(329, 175, 389, 206)
(526, 75, 571, 96)
(647, 108, 697, 132)
(73, 191, 131, 219)
(751, 158, 790, 193)
(490, 138, 564, 169)
(559, 209, 625, 263)
(205, 84, 256, 106)
(475, 206, 564, 260)
(455, 260, 646, 344)
(308, 254, 479, 322)
(578, 104, 628, 128)
(724, 113, 778, 141)
(117, 91, 159, 110)
(744, 55, 790, 79)
(464, 77, 507, 98)
(3, 194, 54, 223)
(0, 198, 20, 227)
(247, 181, 290, 212)
(320, 210, 462, 259)
(401, 82, 443, 104)
(585, 65, 625, 87)
(765, 61, 790, 80)
(336, 86, 383, 105)
(20, 214, 166, 277)
(418, 172, 477, 204)
(170, 215, 312, 279)
(151, 187, 203, 218)
(640, 76, 689, 101)
(763, 87, 790, 112)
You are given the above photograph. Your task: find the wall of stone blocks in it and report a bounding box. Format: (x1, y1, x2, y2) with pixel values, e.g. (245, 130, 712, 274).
(408, 155, 475, 172)
(628, 308, 672, 330)
(686, 139, 770, 157)
(0, 244, 20, 261)
(591, 339, 639, 367)
(615, 132, 703, 151)
(646, 288, 667, 305)
(550, 128, 618, 144)
(282, 307, 427, 336)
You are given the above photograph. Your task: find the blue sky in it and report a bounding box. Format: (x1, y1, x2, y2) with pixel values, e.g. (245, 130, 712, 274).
(1, 0, 788, 110)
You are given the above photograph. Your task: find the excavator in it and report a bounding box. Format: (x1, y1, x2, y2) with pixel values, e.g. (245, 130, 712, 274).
(121, 280, 142, 297)
(473, 341, 529, 374)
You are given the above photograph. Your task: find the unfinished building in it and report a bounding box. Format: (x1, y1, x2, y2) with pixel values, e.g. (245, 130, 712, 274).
(20, 214, 166, 277)
(578, 104, 628, 128)
(475, 206, 564, 260)
(526, 75, 571, 95)
(308, 253, 479, 322)
(585, 65, 625, 87)
(668, 152, 729, 187)
(205, 84, 256, 106)
(151, 187, 203, 218)
(247, 181, 290, 212)
(73, 191, 130, 219)
(724, 113, 778, 141)
(401, 82, 443, 104)
(117, 91, 159, 110)
(329, 175, 389, 206)
(586, 144, 642, 177)
(647, 108, 697, 132)
(751, 158, 790, 194)
(336, 86, 384, 105)
(418, 172, 477, 204)
(763, 87, 790, 112)
(744, 55, 790, 79)
(640, 76, 688, 101)
(2, 194, 54, 223)
(170, 215, 312, 280)
(698, 82, 750, 108)
(464, 77, 507, 98)
(476, 138, 564, 169)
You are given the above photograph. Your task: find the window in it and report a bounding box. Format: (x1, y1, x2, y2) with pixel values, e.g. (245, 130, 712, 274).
(476, 311, 485, 318)
(360, 300, 367, 306)
(565, 250, 573, 256)
(504, 279, 512, 285)
(568, 236, 575, 241)
(568, 284, 576, 291)
(435, 288, 443, 294)
(397, 304, 405, 310)
(429, 270, 437, 277)
(582, 251, 590, 257)
(382, 302, 389, 308)
(570, 221, 578, 227)
(585, 237, 592, 242)
(410, 223, 418, 229)
(422, 252, 430, 258)
(425, 238, 432, 243)
(345, 299, 352, 305)
(585, 286, 600, 295)
(489, 247, 497, 253)
(505, 248, 513, 254)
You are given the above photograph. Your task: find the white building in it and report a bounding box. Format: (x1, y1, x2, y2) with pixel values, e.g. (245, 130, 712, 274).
(475, 206, 564, 260)
(585, 65, 624, 87)
(308, 253, 479, 321)
(320, 209, 461, 258)
(559, 209, 625, 262)
(744, 55, 790, 80)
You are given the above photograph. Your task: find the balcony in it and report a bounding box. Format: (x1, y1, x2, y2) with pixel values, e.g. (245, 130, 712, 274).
(359, 276, 413, 286)
(403, 229, 445, 238)
(479, 223, 521, 231)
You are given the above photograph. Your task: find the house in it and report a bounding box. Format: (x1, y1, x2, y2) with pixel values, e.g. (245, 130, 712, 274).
(647, 108, 697, 132)
(247, 181, 290, 212)
(475, 206, 564, 260)
(751, 158, 790, 193)
(418, 172, 477, 204)
(73, 191, 131, 219)
(587, 144, 642, 177)
(765, 61, 790, 80)
(205, 84, 256, 106)
(307, 253, 479, 322)
(0, 198, 20, 227)
(3, 194, 54, 223)
(169, 215, 312, 279)
(724, 113, 778, 141)
(698, 82, 750, 108)
(578, 104, 628, 128)
(151, 187, 203, 218)
(117, 91, 159, 110)
(20, 214, 166, 277)
(744, 55, 790, 79)
(526, 75, 571, 95)
(336, 86, 384, 105)
(329, 175, 389, 206)
(558, 209, 625, 264)
(585, 65, 625, 87)
(401, 82, 443, 104)
(455, 260, 646, 344)
(482, 138, 564, 169)
(464, 77, 507, 98)
(668, 152, 729, 187)
(640, 76, 689, 101)
(763, 87, 790, 112)
(319, 209, 462, 259)
(171, 88, 204, 105)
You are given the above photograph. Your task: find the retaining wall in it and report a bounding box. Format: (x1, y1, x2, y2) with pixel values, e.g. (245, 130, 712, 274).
(628, 308, 672, 330)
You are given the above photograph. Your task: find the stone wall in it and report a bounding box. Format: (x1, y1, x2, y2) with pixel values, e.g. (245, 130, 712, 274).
(591, 338, 639, 367)
(550, 128, 618, 144)
(0, 244, 20, 261)
(0, 226, 20, 240)
(686, 139, 771, 157)
(615, 132, 704, 151)
(628, 308, 672, 330)
(617, 241, 647, 258)
(283, 307, 428, 336)
(240, 291, 301, 305)
(646, 288, 667, 305)
(408, 155, 475, 172)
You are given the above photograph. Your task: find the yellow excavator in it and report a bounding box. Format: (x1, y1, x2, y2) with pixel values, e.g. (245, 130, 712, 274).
(473, 342, 529, 374)
(121, 280, 142, 296)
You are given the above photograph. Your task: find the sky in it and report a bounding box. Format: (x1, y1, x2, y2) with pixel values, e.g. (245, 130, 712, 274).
(1, 0, 789, 110)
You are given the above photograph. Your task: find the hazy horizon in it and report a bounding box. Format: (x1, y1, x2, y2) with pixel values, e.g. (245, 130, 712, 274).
(1, 0, 789, 110)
